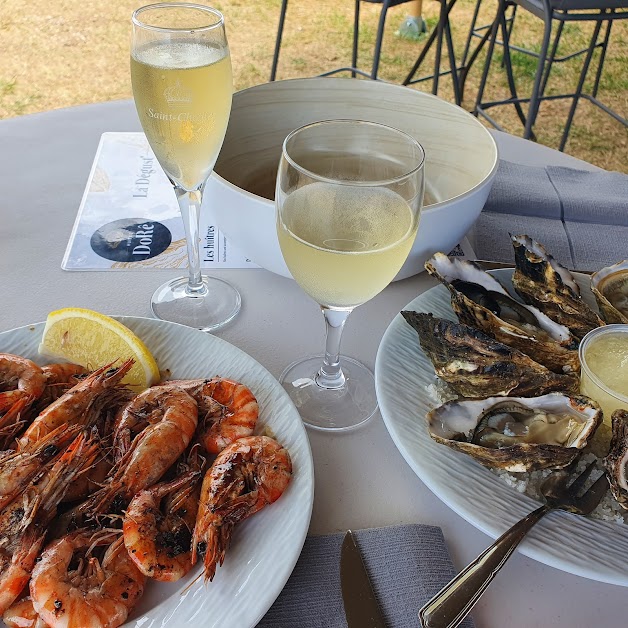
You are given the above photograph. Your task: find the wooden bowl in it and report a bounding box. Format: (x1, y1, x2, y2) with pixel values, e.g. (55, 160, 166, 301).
(207, 77, 498, 280)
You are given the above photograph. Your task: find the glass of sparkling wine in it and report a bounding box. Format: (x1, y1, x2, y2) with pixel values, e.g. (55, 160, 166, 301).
(131, 3, 240, 330)
(276, 120, 425, 431)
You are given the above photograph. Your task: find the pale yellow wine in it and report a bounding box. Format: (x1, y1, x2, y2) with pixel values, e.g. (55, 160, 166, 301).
(131, 40, 232, 190)
(277, 183, 418, 309)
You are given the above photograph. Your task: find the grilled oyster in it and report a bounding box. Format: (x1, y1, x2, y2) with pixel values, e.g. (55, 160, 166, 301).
(591, 260, 628, 324)
(425, 253, 579, 373)
(603, 409, 628, 509)
(401, 312, 579, 398)
(427, 393, 602, 472)
(511, 234, 604, 340)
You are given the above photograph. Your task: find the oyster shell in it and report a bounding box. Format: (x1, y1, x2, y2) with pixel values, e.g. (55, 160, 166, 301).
(427, 393, 602, 472)
(425, 253, 580, 373)
(591, 260, 628, 324)
(511, 234, 604, 340)
(603, 409, 628, 509)
(401, 311, 579, 398)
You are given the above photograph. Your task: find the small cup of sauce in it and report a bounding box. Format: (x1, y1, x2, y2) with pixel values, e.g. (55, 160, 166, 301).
(579, 324, 628, 426)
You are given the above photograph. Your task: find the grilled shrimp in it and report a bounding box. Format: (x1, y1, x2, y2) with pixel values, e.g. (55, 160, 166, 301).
(30, 530, 145, 628)
(159, 378, 258, 454)
(32, 363, 89, 409)
(0, 354, 46, 406)
(192, 435, 292, 582)
(123, 461, 203, 581)
(61, 430, 113, 504)
(19, 360, 134, 450)
(85, 387, 198, 517)
(0, 355, 46, 442)
(0, 432, 99, 613)
(2, 594, 47, 628)
(0, 423, 81, 511)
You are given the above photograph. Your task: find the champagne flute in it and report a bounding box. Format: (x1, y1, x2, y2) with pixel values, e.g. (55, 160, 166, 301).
(276, 119, 425, 431)
(131, 3, 240, 330)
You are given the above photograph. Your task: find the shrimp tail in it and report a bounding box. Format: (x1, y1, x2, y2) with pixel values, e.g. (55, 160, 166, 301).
(0, 423, 82, 511)
(0, 528, 45, 614)
(31, 431, 100, 526)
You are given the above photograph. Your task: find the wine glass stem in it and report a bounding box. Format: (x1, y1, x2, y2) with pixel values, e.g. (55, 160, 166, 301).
(174, 185, 207, 296)
(315, 308, 352, 389)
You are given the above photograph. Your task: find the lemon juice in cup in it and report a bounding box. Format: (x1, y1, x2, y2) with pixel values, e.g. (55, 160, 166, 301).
(579, 324, 628, 425)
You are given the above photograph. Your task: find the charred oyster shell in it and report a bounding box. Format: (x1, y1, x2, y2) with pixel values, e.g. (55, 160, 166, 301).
(425, 253, 580, 373)
(511, 235, 604, 340)
(427, 393, 602, 472)
(591, 260, 628, 324)
(603, 409, 628, 509)
(401, 312, 579, 398)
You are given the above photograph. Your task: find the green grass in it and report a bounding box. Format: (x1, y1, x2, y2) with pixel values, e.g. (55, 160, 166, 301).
(0, 0, 625, 171)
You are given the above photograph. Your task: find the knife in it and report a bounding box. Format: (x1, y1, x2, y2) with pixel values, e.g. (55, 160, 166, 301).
(340, 530, 387, 628)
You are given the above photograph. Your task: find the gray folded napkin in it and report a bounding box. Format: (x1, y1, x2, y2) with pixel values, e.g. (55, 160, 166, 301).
(468, 160, 628, 271)
(257, 524, 474, 628)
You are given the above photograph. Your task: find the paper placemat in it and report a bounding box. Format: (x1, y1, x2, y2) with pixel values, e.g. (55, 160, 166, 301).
(62, 132, 259, 271)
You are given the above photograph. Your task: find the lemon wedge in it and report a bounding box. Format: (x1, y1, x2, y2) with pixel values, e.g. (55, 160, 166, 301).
(38, 308, 160, 390)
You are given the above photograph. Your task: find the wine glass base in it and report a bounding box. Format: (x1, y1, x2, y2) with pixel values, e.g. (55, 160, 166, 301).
(279, 355, 378, 432)
(150, 276, 241, 332)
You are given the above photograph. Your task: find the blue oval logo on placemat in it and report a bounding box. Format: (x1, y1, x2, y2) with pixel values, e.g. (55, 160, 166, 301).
(90, 218, 171, 262)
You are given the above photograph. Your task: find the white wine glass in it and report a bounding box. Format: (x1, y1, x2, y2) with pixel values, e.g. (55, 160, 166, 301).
(276, 119, 425, 431)
(131, 3, 240, 331)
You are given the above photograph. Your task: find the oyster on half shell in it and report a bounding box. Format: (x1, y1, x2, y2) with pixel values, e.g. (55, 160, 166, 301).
(511, 235, 604, 340)
(427, 393, 602, 472)
(401, 312, 579, 398)
(603, 409, 628, 509)
(425, 252, 580, 373)
(591, 260, 628, 324)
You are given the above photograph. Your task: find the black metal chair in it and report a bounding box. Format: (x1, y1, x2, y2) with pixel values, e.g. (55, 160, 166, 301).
(473, 0, 628, 151)
(270, 0, 415, 82)
(401, 0, 463, 104)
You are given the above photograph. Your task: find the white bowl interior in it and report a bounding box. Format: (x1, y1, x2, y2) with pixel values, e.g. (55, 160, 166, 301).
(209, 77, 498, 280)
(214, 77, 496, 208)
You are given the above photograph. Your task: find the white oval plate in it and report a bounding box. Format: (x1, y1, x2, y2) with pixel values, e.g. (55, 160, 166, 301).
(0, 317, 314, 627)
(375, 269, 628, 586)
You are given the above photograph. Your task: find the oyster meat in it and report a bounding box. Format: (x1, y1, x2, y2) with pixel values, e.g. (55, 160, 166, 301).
(401, 311, 579, 398)
(427, 393, 602, 472)
(511, 234, 604, 340)
(603, 409, 628, 509)
(591, 260, 628, 324)
(425, 252, 580, 373)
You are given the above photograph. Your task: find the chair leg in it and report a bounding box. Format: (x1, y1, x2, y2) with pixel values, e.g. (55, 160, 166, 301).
(522, 12, 552, 140)
(403, 17, 441, 84)
(371, 0, 392, 80)
(591, 15, 613, 99)
(270, 0, 289, 81)
(459, 22, 492, 103)
(432, 0, 446, 94)
(539, 20, 564, 96)
(461, 0, 483, 69)
(474, 0, 502, 114)
(559, 15, 605, 151)
(501, 3, 517, 68)
(352, 0, 361, 78)
(443, 2, 462, 104)
(499, 0, 529, 132)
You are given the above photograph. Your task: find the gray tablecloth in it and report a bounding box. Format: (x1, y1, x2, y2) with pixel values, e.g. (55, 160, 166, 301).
(257, 524, 474, 628)
(468, 160, 628, 270)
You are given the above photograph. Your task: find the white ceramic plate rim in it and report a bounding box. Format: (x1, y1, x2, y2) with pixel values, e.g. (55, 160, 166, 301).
(374, 270, 628, 587)
(0, 316, 314, 627)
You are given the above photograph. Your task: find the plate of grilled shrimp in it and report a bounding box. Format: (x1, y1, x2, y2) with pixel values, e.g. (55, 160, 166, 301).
(0, 317, 314, 628)
(375, 234, 628, 586)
